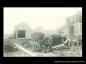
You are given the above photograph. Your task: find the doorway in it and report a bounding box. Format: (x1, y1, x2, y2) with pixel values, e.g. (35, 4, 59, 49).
(17, 30, 25, 38)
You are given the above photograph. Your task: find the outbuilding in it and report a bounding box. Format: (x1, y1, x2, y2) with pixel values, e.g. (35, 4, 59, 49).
(14, 23, 32, 39)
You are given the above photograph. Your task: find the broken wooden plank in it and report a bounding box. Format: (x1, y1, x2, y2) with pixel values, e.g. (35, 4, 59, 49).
(13, 43, 37, 56)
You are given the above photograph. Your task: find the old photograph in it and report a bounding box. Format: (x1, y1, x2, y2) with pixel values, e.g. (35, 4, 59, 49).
(3, 7, 82, 57)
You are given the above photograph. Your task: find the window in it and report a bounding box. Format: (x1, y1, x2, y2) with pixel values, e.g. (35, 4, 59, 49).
(17, 30, 25, 38)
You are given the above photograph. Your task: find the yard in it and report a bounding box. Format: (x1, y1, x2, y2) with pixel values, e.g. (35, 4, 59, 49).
(3, 36, 82, 57)
(4, 44, 82, 57)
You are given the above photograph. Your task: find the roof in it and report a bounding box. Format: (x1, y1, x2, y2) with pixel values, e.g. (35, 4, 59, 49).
(15, 22, 30, 30)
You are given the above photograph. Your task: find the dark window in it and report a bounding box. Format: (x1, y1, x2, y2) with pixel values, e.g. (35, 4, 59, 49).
(17, 30, 25, 38)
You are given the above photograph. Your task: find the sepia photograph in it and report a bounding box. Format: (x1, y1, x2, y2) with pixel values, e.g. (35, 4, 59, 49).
(3, 7, 82, 57)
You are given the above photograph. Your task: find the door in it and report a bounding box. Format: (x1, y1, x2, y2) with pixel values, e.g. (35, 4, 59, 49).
(17, 30, 25, 38)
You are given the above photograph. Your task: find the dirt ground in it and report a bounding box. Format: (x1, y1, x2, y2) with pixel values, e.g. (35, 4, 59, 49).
(31, 45, 82, 57)
(4, 45, 82, 57)
(4, 49, 31, 57)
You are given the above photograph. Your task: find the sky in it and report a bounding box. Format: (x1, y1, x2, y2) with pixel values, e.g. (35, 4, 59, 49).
(4, 7, 82, 34)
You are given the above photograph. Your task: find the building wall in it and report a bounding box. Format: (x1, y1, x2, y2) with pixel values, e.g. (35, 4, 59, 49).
(74, 23, 82, 36)
(60, 25, 69, 37)
(66, 11, 82, 40)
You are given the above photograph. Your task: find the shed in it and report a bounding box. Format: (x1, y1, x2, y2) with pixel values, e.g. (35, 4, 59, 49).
(15, 23, 32, 39)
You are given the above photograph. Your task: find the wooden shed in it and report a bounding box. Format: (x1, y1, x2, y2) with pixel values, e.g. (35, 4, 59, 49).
(14, 23, 32, 39)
